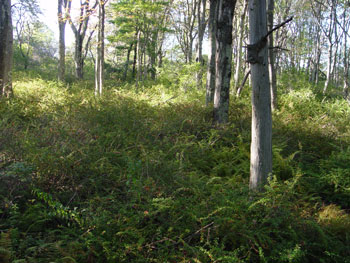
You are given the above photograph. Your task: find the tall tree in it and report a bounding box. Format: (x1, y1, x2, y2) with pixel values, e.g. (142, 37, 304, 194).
(205, 0, 217, 105)
(95, 0, 107, 96)
(213, 0, 237, 123)
(67, 0, 98, 80)
(248, 0, 272, 190)
(267, 0, 277, 110)
(57, 0, 71, 82)
(233, 0, 248, 93)
(195, 0, 207, 87)
(0, 0, 13, 97)
(171, 0, 198, 63)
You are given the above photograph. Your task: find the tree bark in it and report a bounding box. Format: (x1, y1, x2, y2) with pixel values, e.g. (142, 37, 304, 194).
(196, 0, 207, 87)
(95, 0, 106, 96)
(205, 0, 217, 105)
(0, 0, 13, 97)
(267, 0, 277, 110)
(58, 0, 71, 82)
(233, 0, 248, 92)
(213, 0, 236, 124)
(68, 0, 97, 80)
(123, 43, 133, 81)
(132, 44, 137, 78)
(248, 0, 272, 191)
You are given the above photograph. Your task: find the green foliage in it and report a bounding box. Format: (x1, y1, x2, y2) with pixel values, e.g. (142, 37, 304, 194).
(1, 72, 350, 262)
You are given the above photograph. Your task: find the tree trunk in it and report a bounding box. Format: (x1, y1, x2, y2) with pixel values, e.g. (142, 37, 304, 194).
(58, 0, 71, 82)
(248, 0, 272, 191)
(132, 44, 137, 78)
(136, 30, 142, 85)
(343, 12, 349, 100)
(267, 0, 277, 110)
(0, 0, 13, 97)
(123, 43, 133, 81)
(233, 0, 248, 92)
(95, 0, 105, 96)
(205, 0, 217, 105)
(213, 0, 237, 124)
(323, 42, 333, 94)
(74, 34, 84, 80)
(196, 0, 207, 88)
(68, 0, 97, 80)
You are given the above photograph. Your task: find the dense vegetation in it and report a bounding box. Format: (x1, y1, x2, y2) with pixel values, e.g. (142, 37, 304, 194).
(1, 67, 350, 262)
(1, 0, 350, 262)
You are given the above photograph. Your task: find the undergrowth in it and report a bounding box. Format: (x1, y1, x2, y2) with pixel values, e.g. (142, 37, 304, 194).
(0, 72, 349, 262)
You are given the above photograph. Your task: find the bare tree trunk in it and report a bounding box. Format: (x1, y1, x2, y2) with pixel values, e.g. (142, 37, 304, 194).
(123, 43, 133, 81)
(248, 0, 272, 191)
(0, 0, 13, 97)
(236, 68, 250, 97)
(324, 43, 333, 94)
(233, 0, 248, 92)
(68, 0, 97, 80)
(58, 0, 71, 82)
(74, 34, 85, 79)
(343, 11, 349, 100)
(323, 0, 337, 94)
(95, 0, 106, 96)
(196, 0, 207, 87)
(213, 0, 237, 124)
(205, 0, 217, 105)
(267, 0, 277, 110)
(136, 30, 142, 85)
(132, 44, 137, 78)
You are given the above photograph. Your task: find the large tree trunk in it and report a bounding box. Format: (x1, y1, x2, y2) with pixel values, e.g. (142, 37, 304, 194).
(248, 0, 272, 191)
(205, 0, 217, 105)
(95, 0, 105, 96)
(0, 0, 13, 97)
(267, 0, 277, 110)
(213, 0, 236, 123)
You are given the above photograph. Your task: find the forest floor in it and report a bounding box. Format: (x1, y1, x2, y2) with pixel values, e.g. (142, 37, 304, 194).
(1, 72, 350, 262)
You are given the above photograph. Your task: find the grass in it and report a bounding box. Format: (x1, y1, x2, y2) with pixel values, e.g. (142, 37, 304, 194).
(0, 71, 349, 262)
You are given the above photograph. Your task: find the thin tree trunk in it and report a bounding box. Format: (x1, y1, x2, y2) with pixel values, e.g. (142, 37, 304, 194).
(136, 30, 142, 85)
(343, 17, 349, 99)
(123, 43, 133, 81)
(248, 0, 272, 191)
(213, 0, 237, 124)
(267, 0, 277, 110)
(236, 68, 250, 97)
(132, 44, 137, 78)
(95, 0, 105, 96)
(58, 0, 71, 82)
(234, 0, 248, 92)
(0, 0, 13, 97)
(323, 43, 333, 94)
(205, 0, 217, 105)
(196, 0, 207, 88)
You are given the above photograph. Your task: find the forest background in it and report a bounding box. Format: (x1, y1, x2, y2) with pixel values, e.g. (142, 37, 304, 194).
(1, 0, 350, 262)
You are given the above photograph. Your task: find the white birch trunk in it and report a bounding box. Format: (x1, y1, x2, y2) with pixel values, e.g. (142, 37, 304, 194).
(248, 0, 272, 190)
